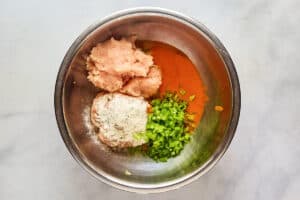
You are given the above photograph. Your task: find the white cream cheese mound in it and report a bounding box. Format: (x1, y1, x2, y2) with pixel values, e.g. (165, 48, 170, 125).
(91, 93, 149, 148)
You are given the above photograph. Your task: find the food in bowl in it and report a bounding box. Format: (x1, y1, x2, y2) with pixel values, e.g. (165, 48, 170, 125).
(55, 9, 241, 192)
(86, 36, 207, 162)
(91, 93, 149, 148)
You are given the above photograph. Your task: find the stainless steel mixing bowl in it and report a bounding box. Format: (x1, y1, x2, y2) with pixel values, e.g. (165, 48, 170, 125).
(54, 7, 241, 193)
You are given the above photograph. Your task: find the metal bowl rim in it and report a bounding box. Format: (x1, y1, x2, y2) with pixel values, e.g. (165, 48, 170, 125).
(54, 7, 241, 193)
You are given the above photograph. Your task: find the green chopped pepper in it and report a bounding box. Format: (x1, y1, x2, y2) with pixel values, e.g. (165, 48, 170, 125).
(145, 92, 193, 162)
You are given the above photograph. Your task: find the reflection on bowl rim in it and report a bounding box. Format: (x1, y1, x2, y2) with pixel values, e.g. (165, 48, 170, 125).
(54, 7, 241, 193)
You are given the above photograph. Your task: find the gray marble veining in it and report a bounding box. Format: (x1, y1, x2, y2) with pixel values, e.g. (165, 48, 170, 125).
(0, 0, 299, 199)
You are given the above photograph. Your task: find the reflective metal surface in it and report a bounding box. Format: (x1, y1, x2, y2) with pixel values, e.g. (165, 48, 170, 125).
(54, 8, 241, 193)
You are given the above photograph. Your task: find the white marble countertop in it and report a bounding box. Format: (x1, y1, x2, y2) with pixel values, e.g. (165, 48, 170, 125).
(1, 0, 299, 199)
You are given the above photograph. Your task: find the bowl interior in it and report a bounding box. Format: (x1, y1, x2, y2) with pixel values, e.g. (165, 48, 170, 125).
(59, 11, 236, 189)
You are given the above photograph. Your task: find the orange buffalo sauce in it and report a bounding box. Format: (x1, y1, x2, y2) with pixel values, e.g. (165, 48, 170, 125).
(138, 41, 207, 123)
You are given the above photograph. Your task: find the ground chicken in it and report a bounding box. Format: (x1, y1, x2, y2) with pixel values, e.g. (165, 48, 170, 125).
(120, 65, 162, 98)
(86, 37, 162, 97)
(88, 37, 153, 77)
